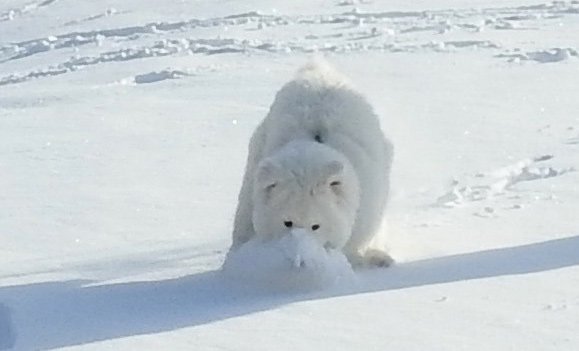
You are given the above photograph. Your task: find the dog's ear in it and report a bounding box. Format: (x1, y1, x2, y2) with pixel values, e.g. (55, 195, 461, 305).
(256, 159, 285, 193)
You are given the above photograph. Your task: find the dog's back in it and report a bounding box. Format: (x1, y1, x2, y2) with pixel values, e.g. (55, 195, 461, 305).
(294, 57, 350, 90)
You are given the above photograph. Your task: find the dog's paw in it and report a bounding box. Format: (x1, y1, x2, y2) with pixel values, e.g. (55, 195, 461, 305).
(347, 249, 394, 269)
(364, 249, 395, 268)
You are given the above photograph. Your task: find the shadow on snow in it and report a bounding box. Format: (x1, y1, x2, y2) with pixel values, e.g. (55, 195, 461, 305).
(1, 235, 578, 350)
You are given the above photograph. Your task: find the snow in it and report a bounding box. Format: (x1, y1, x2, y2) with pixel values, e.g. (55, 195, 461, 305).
(0, 304, 15, 350)
(223, 230, 355, 292)
(1, 0, 578, 350)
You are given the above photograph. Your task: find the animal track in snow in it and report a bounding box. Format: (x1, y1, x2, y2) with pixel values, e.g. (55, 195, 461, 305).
(1, 1, 578, 85)
(0, 37, 502, 86)
(0, 0, 59, 22)
(435, 155, 576, 209)
(131, 70, 191, 84)
(117, 67, 219, 85)
(496, 47, 579, 63)
(5, 1, 576, 59)
(63, 8, 124, 27)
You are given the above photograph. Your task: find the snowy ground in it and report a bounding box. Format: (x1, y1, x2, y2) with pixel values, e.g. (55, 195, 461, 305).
(1, 0, 579, 350)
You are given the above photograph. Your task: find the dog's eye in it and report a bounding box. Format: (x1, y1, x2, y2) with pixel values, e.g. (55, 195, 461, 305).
(284, 221, 293, 228)
(311, 224, 320, 231)
(330, 181, 341, 186)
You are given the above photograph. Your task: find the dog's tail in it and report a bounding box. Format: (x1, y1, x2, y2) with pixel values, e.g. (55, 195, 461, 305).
(295, 56, 350, 89)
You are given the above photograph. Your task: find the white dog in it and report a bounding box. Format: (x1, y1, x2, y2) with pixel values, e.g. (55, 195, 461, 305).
(231, 59, 394, 267)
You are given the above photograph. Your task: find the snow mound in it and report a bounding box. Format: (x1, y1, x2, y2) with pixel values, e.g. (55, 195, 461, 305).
(222, 230, 355, 291)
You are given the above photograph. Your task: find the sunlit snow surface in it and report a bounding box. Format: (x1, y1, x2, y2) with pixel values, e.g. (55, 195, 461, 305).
(1, 0, 579, 350)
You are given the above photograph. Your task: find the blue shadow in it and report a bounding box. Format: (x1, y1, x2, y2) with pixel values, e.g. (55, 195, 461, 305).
(0, 304, 16, 350)
(1, 235, 578, 350)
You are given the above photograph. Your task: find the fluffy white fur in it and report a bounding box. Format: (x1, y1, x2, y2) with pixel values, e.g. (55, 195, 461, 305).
(231, 59, 394, 266)
(252, 140, 359, 251)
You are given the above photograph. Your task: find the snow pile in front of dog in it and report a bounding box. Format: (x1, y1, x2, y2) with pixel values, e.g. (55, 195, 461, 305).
(222, 230, 355, 291)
